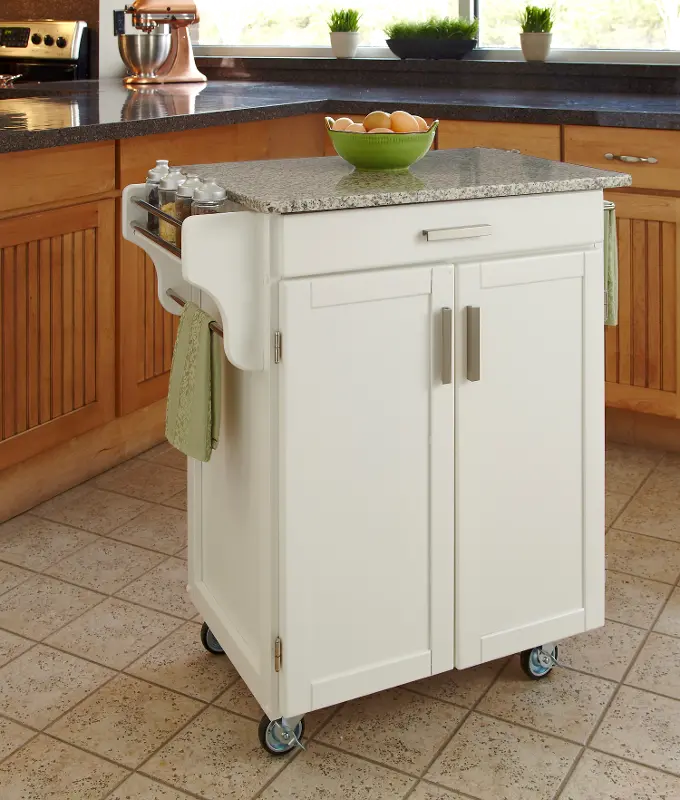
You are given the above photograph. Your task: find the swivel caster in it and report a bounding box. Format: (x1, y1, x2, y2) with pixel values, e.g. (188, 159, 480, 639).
(258, 715, 305, 756)
(200, 622, 224, 655)
(520, 643, 559, 680)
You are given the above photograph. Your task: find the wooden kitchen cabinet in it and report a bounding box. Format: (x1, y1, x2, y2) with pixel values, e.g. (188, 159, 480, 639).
(0, 200, 116, 470)
(438, 120, 561, 160)
(604, 192, 680, 417)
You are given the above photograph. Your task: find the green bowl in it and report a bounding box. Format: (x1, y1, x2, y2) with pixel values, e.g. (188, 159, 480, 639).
(325, 117, 439, 172)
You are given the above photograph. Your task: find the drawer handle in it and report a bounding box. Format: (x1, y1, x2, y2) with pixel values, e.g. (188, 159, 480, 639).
(423, 224, 492, 242)
(466, 306, 481, 382)
(604, 153, 658, 164)
(441, 307, 453, 385)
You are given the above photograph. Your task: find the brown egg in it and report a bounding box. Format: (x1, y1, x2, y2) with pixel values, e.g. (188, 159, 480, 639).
(390, 110, 420, 133)
(363, 110, 392, 131)
(413, 115, 429, 132)
(332, 117, 355, 131)
(345, 122, 367, 133)
(368, 127, 395, 134)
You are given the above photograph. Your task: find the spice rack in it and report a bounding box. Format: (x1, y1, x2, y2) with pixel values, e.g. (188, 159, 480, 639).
(130, 197, 183, 257)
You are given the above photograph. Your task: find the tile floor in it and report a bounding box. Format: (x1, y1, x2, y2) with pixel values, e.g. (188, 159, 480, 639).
(1, 442, 680, 799)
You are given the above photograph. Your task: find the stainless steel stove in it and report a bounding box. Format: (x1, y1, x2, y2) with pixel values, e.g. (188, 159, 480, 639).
(0, 20, 89, 84)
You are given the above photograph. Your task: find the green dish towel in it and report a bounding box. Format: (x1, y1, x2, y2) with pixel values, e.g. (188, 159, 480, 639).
(604, 202, 618, 326)
(166, 302, 221, 462)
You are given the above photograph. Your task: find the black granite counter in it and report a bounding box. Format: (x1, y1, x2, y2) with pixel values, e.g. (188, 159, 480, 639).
(3, 78, 680, 154)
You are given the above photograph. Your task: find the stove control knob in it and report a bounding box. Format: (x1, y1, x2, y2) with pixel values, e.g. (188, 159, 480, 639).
(31, 33, 42, 45)
(43, 34, 54, 46)
(56, 37, 67, 48)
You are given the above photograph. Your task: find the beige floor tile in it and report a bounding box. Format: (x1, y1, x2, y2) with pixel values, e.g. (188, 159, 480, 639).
(558, 621, 645, 681)
(558, 749, 680, 800)
(615, 489, 680, 543)
(592, 685, 680, 775)
(606, 529, 680, 584)
(0, 734, 128, 799)
(48, 674, 203, 769)
(108, 505, 187, 556)
(605, 443, 662, 496)
(407, 659, 507, 708)
(176, 546, 188, 559)
(605, 570, 671, 629)
(0, 718, 34, 760)
(46, 538, 166, 594)
(605, 491, 628, 528)
(0, 562, 32, 596)
(0, 629, 33, 668)
(163, 491, 187, 512)
(126, 622, 238, 701)
(0, 514, 96, 571)
(411, 784, 468, 800)
(45, 597, 182, 669)
(477, 659, 615, 744)
(644, 453, 680, 497)
(91, 458, 186, 504)
(32, 486, 149, 535)
(117, 557, 195, 619)
(655, 587, 680, 637)
(108, 774, 195, 800)
(426, 713, 579, 800)
(139, 443, 188, 472)
(317, 687, 465, 775)
(0, 574, 104, 640)
(0, 644, 113, 729)
(261, 742, 416, 799)
(626, 632, 680, 700)
(142, 706, 290, 800)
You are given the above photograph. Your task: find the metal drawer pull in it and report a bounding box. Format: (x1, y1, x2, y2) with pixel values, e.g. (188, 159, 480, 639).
(441, 307, 453, 385)
(423, 224, 492, 242)
(466, 306, 481, 382)
(604, 153, 658, 164)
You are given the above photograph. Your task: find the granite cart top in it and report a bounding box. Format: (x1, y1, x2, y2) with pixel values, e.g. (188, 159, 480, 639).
(183, 148, 631, 214)
(4, 79, 680, 153)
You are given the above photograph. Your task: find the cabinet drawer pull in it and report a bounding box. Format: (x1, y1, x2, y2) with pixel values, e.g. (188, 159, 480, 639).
(466, 306, 481, 382)
(423, 224, 492, 242)
(441, 307, 453, 385)
(604, 153, 658, 164)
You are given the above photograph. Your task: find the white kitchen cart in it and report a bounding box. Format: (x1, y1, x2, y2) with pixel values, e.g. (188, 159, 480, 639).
(123, 149, 629, 755)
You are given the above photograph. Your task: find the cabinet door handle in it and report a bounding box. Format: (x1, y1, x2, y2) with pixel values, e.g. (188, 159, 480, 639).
(441, 307, 453, 385)
(423, 224, 492, 242)
(604, 153, 658, 164)
(466, 306, 481, 382)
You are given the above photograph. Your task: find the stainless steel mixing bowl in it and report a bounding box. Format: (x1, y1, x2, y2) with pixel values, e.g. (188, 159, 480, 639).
(118, 32, 172, 79)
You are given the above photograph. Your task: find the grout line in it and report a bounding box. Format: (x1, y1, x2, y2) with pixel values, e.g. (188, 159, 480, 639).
(586, 743, 680, 780)
(607, 524, 680, 549)
(604, 565, 678, 587)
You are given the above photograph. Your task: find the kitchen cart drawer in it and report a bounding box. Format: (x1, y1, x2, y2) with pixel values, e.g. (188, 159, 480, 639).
(439, 121, 560, 160)
(275, 190, 604, 277)
(564, 126, 680, 192)
(0, 142, 115, 216)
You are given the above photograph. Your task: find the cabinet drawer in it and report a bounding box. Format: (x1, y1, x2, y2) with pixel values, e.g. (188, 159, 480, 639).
(564, 126, 680, 192)
(439, 121, 560, 160)
(275, 191, 604, 278)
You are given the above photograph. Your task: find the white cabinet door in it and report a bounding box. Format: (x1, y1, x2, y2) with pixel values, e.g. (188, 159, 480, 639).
(455, 250, 605, 669)
(278, 266, 454, 716)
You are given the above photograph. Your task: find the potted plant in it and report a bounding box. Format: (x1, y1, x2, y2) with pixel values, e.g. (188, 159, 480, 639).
(328, 9, 361, 58)
(385, 16, 478, 60)
(519, 5, 554, 62)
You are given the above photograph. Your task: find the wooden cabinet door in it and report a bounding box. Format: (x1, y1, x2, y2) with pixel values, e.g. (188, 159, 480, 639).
(455, 251, 604, 668)
(604, 193, 680, 417)
(0, 200, 115, 470)
(438, 120, 561, 160)
(277, 266, 454, 716)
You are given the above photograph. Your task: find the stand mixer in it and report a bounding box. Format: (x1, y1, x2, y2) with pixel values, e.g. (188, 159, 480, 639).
(118, 0, 206, 84)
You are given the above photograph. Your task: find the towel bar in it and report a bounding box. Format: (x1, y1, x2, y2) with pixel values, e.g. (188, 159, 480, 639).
(166, 289, 224, 339)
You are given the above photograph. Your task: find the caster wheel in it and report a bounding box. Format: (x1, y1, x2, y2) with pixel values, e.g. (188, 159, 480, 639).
(258, 715, 305, 756)
(200, 622, 224, 655)
(520, 644, 559, 680)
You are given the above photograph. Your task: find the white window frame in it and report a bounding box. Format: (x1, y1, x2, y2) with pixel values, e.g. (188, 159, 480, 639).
(194, 0, 680, 64)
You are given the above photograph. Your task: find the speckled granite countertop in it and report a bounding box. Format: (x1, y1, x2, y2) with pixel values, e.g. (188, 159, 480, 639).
(183, 149, 631, 213)
(3, 79, 680, 154)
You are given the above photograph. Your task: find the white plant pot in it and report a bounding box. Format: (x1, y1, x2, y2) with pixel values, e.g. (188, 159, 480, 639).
(330, 31, 360, 59)
(520, 32, 552, 62)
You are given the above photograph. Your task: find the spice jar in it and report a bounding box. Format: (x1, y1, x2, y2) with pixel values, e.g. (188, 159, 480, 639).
(145, 163, 169, 234)
(158, 169, 186, 244)
(191, 180, 228, 215)
(175, 175, 203, 223)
